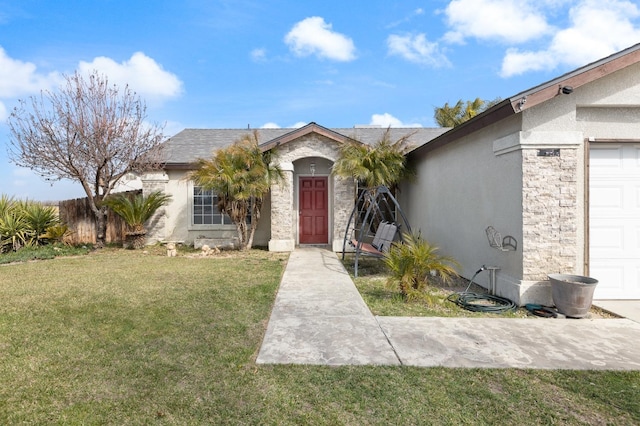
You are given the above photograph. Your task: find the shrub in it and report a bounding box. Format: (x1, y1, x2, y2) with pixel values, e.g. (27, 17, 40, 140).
(0, 210, 30, 252)
(383, 232, 459, 300)
(103, 191, 171, 249)
(21, 202, 59, 246)
(0, 195, 63, 252)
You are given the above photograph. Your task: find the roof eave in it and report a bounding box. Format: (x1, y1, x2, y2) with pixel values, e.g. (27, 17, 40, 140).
(258, 122, 356, 152)
(409, 42, 640, 159)
(164, 162, 195, 170)
(410, 100, 515, 157)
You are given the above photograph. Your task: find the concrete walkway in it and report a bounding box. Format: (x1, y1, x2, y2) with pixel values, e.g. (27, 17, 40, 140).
(257, 248, 640, 370)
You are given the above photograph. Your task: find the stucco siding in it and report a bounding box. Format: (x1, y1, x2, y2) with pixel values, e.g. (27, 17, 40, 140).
(402, 116, 524, 292)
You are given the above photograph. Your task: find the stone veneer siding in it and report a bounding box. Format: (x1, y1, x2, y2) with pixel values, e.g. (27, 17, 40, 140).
(521, 148, 578, 280)
(270, 133, 355, 251)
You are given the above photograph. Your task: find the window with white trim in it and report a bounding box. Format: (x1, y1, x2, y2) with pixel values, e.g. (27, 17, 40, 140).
(193, 186, 230, 225)
(192, 186, 252, 226)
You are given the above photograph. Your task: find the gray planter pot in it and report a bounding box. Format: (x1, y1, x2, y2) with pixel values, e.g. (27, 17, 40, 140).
(548, 274, 598, 318)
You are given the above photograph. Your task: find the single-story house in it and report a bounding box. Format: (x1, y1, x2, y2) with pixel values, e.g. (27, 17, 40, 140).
(143, 42, 640, 305)
(142, 125, 447, 251)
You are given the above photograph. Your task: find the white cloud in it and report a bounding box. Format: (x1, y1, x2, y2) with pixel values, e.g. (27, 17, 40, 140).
(370, 113, 422, 128)
(501, 0, 640, 77)
(79, 52, 183, 102)
(387, 34, 451, 67)
(386, 8, 426, 29)
(443, 0, 552, 44)
(284, 17, 356, 61)
(0, 46, 61, 98)
(250, 48, 267, 62)
(260, 121, 306, 129)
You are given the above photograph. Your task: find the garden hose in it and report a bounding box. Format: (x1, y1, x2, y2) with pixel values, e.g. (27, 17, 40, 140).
(447, 266, 517, 314)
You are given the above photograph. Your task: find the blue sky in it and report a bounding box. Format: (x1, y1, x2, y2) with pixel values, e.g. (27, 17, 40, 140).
(1, 0, 640, 201)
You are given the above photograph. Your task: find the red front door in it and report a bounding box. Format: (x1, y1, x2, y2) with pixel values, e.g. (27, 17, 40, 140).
(299, 177, 328, 244)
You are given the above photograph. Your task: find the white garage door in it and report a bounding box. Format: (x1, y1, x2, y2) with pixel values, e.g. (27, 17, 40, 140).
(589, 143, 640, 299)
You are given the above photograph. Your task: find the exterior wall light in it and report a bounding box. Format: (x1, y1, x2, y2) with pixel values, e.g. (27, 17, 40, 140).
(561, 85, 574, 95)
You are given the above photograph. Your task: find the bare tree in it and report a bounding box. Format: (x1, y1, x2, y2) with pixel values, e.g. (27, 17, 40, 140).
(7, 70, 165, 247)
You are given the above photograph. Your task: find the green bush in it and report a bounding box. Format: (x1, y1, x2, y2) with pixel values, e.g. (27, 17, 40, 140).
(0, 195, 63, 253)
(383, 232, 459, 300)
(22, 201, 59, 246)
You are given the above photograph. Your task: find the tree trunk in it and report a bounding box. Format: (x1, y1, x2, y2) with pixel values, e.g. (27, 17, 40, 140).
(235, 219, 248, 250)
(95, 207, 108, 248)
(124, 231, 147, 249)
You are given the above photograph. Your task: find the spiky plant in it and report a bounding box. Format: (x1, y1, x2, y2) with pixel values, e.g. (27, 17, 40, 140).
(22, 202, 59, 246)
(383, 232, 459, 300)
(332, 127, 414, 192)
(42, 223, 71, 245)
(103, 191, 172, 249)
(0, 210, 30, 252)
(0, 194, 16, 217)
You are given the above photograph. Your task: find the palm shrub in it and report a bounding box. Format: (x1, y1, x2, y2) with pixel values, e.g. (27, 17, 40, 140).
(42, 223, 72, 245)
(383, 232, 459, 300)
(103, 191, 172, 249)
(332, 127, 414, 191)
(189, 130, 285, 250)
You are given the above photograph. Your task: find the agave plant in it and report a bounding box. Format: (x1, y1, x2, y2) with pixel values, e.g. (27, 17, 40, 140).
(0, 210, 30, 252)
(383, 232, 459, 300)
(0, 194, 16, 217)
(21, 202, 59, 246)
(103, 191, 172, 249)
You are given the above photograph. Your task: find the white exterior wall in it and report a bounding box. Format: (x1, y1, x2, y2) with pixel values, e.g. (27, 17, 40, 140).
(402, 116, 524, 297)
(404, 61, 640, 306)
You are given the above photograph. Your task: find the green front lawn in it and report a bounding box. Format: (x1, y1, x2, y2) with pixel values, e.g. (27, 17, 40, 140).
(0, 248, 638, 424)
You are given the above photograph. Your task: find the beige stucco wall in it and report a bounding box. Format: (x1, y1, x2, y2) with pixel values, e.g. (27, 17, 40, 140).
(402, 116, 524, 299)
(144, 169, 258, 247)
(144, 132, 356, 251)
(404, 61, 640, 306)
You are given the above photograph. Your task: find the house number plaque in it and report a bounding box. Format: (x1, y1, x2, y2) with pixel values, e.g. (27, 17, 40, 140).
(537, 148, 560, 157)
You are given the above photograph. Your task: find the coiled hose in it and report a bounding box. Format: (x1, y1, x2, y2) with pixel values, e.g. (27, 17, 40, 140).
(447, 266, 517, 313)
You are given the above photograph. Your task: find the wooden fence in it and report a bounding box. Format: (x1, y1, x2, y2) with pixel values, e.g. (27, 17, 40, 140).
(58, 190, 141, 245)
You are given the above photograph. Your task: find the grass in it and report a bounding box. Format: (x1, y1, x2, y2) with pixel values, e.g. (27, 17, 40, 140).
(0, 243, 92, 264)
(343, 254, 528, 318)
(0, 247, 638, 424)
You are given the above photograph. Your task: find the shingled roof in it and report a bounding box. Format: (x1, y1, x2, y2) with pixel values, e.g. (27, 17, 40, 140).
(162, 122, 449, 168)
